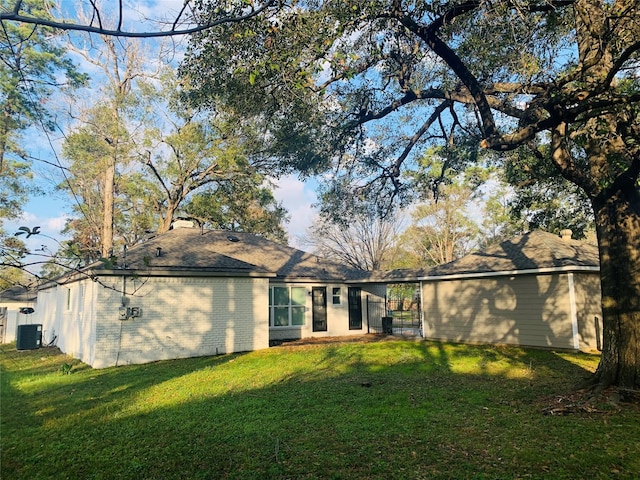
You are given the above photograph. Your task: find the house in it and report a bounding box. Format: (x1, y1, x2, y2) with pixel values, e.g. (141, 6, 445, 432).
(35, 223, 385, 368)
(0, 286, 37, 344)
(381, 230, 602, 352)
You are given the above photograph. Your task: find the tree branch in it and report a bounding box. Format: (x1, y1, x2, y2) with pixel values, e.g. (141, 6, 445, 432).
(0, 0, 279, 38)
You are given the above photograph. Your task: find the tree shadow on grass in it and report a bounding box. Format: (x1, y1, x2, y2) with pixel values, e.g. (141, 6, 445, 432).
(3, 339, 629, 480)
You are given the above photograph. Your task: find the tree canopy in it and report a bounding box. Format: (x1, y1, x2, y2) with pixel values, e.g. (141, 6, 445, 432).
(1, 0, 639, 389)
(0, 0, 86, 224)
(180, 0, 640, 389)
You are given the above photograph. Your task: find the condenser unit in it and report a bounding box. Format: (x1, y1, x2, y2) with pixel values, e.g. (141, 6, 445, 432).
(16, 324, 42, 350)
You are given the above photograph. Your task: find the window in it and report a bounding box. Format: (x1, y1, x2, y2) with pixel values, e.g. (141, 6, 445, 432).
(332, 287, 341, 305)
(269, 286, 307, 327)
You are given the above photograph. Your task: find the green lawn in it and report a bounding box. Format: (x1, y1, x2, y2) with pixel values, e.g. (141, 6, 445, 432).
(1, 338, 639, 480)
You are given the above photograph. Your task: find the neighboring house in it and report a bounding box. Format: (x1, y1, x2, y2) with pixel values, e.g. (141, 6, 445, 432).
(382, 230, 602, 352)
(35, 223, 385, 368)
(0, 286, 37, 344)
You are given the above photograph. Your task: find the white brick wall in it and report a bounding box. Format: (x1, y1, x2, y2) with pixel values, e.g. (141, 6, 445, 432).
(92, 276, 270, 368)
(37, 275, 383, 368)
(37, 275, 269, 368)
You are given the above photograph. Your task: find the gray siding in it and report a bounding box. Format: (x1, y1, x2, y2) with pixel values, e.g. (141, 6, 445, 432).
(573, 273, 603, 351)
(422, 273, 581, 349)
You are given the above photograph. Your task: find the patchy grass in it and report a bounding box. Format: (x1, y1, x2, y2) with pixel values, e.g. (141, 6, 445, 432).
(1, 339, 639, 480)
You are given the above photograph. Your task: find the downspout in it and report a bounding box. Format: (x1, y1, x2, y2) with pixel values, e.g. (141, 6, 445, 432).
(567, 273, 580, 350)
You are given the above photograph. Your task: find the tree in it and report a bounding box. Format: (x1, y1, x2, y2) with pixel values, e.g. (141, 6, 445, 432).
(184, 178, 289, 243)
(60, 101, 137, 262)
(0, 234, 30, 289)
(0, 0, 85, 224)
(501, 149, 596, 239)
(401, 183, 481, 267)
(302, 206, 404, 271)
(134, 68, 287, 237)
(181, 1, 640, 389)
(0, 0, 279, 37)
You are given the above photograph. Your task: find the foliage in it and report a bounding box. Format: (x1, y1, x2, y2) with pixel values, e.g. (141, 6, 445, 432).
(2, 340, 638, 480)
(57, 44, 289, 264)
(60, 102, 137, 262)
(400, 183, 480, 266)
(184, 178, 289, 243)
(182, 0, 640, 388)
(0, 0, 86, 224)
(501, 147, 595, 239)
(0, 235, 30, 289)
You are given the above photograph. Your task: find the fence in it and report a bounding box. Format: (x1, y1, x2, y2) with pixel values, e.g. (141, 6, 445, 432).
(366, 295, 422, 337)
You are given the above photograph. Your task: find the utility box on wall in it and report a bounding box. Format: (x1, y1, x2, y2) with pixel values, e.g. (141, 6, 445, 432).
(16, 324, 42, 350)
(119, 306, 143, 320)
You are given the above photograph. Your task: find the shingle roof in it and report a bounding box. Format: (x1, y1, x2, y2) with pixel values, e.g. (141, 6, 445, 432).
(365, 230, 600, 282)
(428, 230, 599, 277)
(0, 286, 37, 302)
(108, 229, 266, 275)
(97, 227, 366, 282)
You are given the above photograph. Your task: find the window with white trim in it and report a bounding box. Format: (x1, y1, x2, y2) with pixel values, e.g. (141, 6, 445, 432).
(269, 286, 307, 327)
(332, 287, 341, 305)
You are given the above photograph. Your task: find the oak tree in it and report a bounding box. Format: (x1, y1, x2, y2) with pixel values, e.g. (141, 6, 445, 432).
(181, 0, 640, 389)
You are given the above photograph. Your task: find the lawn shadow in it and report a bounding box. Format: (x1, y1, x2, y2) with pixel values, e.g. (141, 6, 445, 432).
(2, 339, 618, 480)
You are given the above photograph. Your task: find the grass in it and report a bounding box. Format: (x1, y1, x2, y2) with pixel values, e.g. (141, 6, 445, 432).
(1, 338, 639, 480)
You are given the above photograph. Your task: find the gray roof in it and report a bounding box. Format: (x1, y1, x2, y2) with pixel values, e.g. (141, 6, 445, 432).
(430, 230, 599, 276)
(97, 227, 366, 282)
(0, 286, 37, 302)
(367, 230, 600, 282)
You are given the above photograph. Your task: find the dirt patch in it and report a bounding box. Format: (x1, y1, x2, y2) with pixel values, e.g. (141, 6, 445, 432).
(536, 386, 640, 415)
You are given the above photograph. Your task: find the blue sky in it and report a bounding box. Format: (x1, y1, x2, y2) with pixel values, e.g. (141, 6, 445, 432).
(4, 1, 322, 256)
(7, 172, 319, 255)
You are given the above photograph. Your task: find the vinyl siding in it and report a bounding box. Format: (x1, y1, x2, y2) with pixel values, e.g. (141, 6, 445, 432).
(573, 273, 603, 351)
(422, 273, 579, 349)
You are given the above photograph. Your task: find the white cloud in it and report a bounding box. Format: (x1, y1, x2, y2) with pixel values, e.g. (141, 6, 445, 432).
(43, 215, 70, 234)
(4, 202, 69, 261)
(272, 175, 319, 249)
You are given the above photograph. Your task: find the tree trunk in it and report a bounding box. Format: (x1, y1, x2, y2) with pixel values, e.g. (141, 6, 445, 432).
(101, 159, 115, 258)
(591, 182, 640, 389)
(157, 200, 179, 234)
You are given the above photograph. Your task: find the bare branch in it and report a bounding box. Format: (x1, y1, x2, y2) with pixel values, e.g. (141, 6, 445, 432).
(394, 100, 452, 175)
(0, 0, 279, 38)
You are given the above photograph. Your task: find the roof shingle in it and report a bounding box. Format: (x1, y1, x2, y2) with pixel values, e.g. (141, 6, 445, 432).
(98, 227, 366, 282)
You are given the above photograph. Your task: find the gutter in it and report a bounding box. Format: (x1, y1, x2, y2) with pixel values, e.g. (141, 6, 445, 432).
(95, 268, 276, 278)
(416, 265, 600, 282)
(35, 268, 277, 291)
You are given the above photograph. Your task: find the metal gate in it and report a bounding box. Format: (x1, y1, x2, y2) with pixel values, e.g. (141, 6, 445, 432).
(366, 295, 422, 337)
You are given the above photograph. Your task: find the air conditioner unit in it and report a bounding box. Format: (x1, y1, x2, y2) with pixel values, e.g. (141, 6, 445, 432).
(16, 324, 42, 350)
